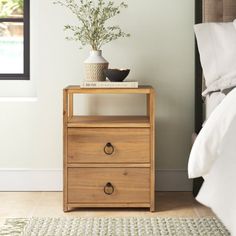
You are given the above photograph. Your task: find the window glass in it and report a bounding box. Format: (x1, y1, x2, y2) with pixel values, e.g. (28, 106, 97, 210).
(0, 22, 23, 74)
(0, 0, 27, 78)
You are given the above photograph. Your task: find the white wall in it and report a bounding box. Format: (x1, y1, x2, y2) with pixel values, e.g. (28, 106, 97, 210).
(0, 0, 194, 191)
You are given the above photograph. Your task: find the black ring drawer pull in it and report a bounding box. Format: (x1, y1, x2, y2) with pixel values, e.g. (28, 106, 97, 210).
(104, 182, 114, 195)
(104, 142, 114, 155)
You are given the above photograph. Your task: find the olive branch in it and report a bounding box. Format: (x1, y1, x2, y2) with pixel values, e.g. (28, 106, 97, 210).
(54, 0, 130, 50)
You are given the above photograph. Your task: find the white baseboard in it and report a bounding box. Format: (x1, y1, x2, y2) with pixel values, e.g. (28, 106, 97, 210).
(0, 169, 62, 191)
(0, 169, 192, 192)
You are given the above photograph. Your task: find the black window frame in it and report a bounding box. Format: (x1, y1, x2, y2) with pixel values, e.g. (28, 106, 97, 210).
(0, 0, 30, 80)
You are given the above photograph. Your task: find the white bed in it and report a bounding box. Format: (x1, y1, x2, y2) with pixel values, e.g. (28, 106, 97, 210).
(189, 87, 236, 235)
(205, 92, 225, 119)
(189, 1, 236, 235)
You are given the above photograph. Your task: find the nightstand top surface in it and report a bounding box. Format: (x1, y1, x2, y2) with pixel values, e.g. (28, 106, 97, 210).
(64, 85, 154, 94)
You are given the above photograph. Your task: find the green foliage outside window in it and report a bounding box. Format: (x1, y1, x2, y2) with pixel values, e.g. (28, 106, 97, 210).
(0, 0, 23, 17)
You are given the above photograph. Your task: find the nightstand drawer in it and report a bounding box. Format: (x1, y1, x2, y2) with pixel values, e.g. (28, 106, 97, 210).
(67, 128, 150, 163)
(67, 167, 150, 203)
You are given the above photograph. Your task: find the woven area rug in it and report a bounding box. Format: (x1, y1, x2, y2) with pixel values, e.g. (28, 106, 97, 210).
(0, 217, 230, 236)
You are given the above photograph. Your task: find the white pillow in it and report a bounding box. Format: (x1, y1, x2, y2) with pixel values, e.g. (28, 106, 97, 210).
(234, 19, 236, 29)
(194, 21, 236, 96)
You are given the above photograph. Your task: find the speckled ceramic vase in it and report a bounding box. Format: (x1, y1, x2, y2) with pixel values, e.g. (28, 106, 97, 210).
(84, 50, 109, 82)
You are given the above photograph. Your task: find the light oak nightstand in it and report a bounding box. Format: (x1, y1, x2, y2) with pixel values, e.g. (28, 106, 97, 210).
(63, 86, 155, 212)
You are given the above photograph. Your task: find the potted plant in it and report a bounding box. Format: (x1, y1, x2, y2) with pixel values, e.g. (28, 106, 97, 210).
(54, 0, 130, 82)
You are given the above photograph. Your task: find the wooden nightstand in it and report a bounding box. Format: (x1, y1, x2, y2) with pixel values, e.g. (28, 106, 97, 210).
(63, 86, 155, 212)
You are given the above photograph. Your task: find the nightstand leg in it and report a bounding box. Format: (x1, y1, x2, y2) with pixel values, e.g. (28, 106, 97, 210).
(150, 204, 155, 212)
(63, 204, 69, 212)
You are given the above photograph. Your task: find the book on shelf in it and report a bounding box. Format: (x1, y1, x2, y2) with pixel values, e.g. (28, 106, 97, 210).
(80, 81, 138, 88)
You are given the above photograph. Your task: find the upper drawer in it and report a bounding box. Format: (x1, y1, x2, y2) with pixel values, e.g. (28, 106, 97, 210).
(67, 128, 150, 163)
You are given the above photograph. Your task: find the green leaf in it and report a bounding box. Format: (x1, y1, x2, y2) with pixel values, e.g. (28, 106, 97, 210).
(54, 0, 130, 50)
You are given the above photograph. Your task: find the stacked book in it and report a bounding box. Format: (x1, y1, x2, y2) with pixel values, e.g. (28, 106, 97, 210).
(81, 81, 138, 88)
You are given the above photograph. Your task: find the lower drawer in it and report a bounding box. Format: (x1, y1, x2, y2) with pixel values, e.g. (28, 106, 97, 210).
(67, 167, 150, 203)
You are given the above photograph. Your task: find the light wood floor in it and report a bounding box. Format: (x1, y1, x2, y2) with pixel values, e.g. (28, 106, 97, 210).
(0, 192, 214, 227)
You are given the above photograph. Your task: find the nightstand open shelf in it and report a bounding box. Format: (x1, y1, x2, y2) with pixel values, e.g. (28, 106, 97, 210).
(67, 116, 150, 128)
(63, 86, 155, 212)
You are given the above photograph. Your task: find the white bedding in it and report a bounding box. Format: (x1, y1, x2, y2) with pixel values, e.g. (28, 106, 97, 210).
(205, 92, 225, 119)
(188, 88, 236, 235)
(194, 21, 236, 96)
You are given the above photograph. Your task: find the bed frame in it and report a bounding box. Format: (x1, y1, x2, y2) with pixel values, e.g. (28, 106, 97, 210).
(194, 0, 236, 196)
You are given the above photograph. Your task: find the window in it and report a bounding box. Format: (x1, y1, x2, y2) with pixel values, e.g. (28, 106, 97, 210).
(0, 0, 29, 80)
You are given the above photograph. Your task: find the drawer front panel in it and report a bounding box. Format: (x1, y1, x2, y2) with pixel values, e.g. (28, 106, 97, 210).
(68, 128, 150, 163)
(68, 168, 150, 203)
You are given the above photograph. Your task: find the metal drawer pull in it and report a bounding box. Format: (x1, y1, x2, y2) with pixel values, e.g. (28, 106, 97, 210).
(104, 142, 114, 155)
(104, 182, 114, 195)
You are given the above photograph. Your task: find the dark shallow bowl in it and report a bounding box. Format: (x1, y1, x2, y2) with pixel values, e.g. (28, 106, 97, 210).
(104, 69, 130, 82)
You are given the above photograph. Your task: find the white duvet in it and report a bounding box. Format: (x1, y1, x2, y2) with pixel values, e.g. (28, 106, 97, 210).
(188, 88, 236, 235)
